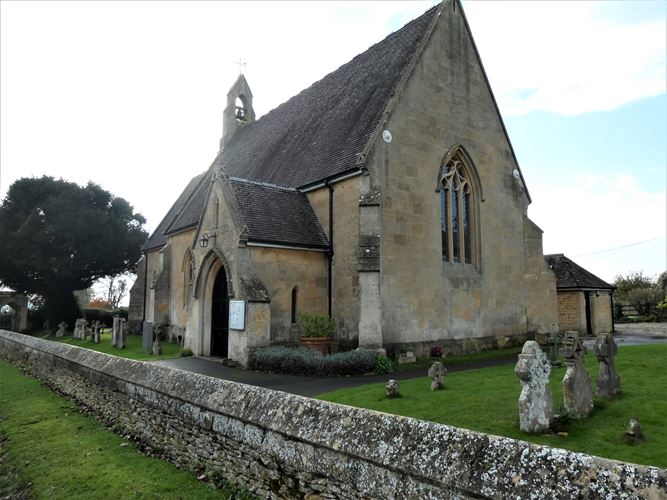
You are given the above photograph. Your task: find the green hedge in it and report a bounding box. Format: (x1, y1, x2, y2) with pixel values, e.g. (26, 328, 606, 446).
(248, 346, 377, 376)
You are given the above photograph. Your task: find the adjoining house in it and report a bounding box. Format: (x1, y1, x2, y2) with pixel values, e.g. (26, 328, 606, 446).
(129, 0, 559, 366)
(545, 254, 614, 335)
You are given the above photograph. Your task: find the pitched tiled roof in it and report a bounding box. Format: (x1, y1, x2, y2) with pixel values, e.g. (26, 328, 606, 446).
(142, 171, 209, 251)
(230, 178, 329, 249)
(545, 254, 613, 290)
(220, 5, 438, 187)
(165, 171, 212, 236)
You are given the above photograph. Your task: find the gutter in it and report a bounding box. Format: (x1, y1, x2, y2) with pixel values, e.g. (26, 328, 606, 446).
(299, 169, 363, 193)
(246, 241, 328, 252)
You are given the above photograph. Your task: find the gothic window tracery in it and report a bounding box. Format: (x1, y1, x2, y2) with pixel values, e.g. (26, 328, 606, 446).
(439, 154, 476, 265)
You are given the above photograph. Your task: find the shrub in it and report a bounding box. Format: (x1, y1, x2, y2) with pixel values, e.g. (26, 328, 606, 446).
(430, 345, 443, 358)
(297, 312, 335, 338)
(321, 350, 377, 376)
(179, 348, 193, 357)
(374, 355, 394, 374)
(82, 308, 114, 326)
(626, 287, 663, 316)
(249, 346, 378, 376)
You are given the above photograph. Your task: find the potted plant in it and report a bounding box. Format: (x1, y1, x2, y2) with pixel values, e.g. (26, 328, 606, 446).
(297, 312, 335, 355)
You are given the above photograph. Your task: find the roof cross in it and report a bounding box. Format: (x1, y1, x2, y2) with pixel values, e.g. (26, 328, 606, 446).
(235, 58, 246, 75)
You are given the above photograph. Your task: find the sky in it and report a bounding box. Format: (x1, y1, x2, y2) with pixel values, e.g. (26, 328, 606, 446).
(1, 0, 665, 296)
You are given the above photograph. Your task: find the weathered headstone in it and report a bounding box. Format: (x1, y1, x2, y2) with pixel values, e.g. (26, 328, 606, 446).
(142, 321, 153, 353)
(515, 341, 554, 433)
(93, 320, 101, 344)
(547, 331, 561, 367)
(625, 417, 644, 443)
(152, 339, 162, 356)
(111, 316, 120, 346)
(55, 321, 67, 338)
(81, 319, 90, 340)
(428, 361, 447, 391)
(561, 331, 593, 418)
(594, 333, 621, 398)
(116, 318, 126, 349)
(385, 379, 400, 398)
(73, 318, 86, 340)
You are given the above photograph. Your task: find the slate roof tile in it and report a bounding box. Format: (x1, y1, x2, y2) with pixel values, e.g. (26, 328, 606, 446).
(545, 254, 613, 290)
(230, 178, 329, 249)
(143, 172, 209, 251)
(220, 5, 438, 187)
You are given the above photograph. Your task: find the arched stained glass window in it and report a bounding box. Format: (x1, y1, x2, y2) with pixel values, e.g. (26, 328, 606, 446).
(440, 156, 474, 265)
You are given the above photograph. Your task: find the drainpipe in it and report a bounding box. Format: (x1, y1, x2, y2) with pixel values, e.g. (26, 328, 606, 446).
(326, 181, 334, 318)
(141, 251, 148, 324)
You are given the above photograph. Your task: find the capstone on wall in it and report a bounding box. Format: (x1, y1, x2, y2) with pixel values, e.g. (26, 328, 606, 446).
(1, 330, 664, 500)
(367, 2, 557, 345)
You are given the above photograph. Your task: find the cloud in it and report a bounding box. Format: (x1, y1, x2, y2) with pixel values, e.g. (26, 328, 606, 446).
(528, 171, 666, 281)
(464, 2, 666, 116)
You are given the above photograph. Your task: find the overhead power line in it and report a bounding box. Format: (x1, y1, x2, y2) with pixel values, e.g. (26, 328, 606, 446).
(572, 235, 666, 258)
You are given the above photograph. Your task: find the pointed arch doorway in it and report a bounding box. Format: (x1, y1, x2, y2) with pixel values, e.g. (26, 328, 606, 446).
(211, 266, 229, 357)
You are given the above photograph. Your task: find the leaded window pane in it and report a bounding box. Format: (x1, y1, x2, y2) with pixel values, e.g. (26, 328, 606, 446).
(463, 190, 471, 264)
(451, 188, 459, 262)
(440, 189, 448, 261)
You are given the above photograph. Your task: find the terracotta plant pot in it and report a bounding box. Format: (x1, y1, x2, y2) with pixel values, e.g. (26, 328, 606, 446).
(300, 336, 331, 355)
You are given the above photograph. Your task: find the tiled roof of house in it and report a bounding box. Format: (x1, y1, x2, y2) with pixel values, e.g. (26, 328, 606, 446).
(230, 178, 329, 249)
(220, 5, 438, 187)
(545, 254, 613, 290)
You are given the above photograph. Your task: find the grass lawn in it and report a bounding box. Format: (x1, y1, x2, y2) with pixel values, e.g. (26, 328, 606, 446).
(394, 345, 523, 372)
(38, 330, 183, 361)
(0, 360, 253, 499)
(319, 344, 667, 468)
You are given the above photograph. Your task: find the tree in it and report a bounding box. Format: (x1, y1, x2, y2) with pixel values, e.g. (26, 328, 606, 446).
(613, 271, 655, 300)
(0, 177, 147, 326)
(102, 273, 130, 309)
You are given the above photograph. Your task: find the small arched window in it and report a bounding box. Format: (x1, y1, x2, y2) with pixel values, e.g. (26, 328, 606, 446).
(235, 96, 246, 122)
(439, 152, 478, 265)
(183, 251, 195, 306)
(291, 286, 298, 324)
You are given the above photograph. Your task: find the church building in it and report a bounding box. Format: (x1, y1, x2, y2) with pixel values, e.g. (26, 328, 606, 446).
(129, 0, 558, 365)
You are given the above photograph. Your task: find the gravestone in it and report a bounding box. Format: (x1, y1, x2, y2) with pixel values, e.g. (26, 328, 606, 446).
(73, 318, 86, 340)
(152, 338, 162, 356)
(55, 321, 67, 338)
(561, 331, 593, 419)
(594, 333, 621, 398)
(547, 331, 561, 367)
(111, 316, 120, 346)
(515, 341, 554, 433)
(625, 417, 644, 443)
(116, 318, 126, 349)
(81, 319, 90, 340)
(93, 320, 101, 344)
(142, 321, 153, 353)
(428, 362, 447, 391)
(385, 379, 400, 398)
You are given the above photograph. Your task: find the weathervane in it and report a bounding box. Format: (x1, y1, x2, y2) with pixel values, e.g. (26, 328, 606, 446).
(235, 58, 246, 75)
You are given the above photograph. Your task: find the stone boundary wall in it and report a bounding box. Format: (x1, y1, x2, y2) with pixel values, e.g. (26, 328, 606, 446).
(1, 330, 665, 499)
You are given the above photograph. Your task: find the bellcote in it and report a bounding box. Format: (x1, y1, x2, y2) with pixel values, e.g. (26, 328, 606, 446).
(221, 74, 255, 148)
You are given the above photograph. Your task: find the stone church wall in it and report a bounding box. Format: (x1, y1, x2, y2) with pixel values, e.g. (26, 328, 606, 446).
(250, 247, 327, 344)
(306, 178, 361, 342)
(1, 330, 663, 499)
(168, 229, 196, 334)
(368, 1, 557, 346)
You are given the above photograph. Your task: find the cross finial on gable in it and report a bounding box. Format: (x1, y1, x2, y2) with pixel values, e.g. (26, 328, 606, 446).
(235, 58, 246, 75)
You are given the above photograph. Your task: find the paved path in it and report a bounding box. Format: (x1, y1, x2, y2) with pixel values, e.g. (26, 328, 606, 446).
(152, 330, 667, 398)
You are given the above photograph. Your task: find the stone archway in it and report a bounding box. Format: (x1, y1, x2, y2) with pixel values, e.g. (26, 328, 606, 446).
(192, 249, 234, 357)
(0, 292, 28, 332)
